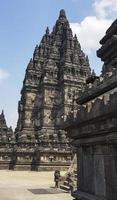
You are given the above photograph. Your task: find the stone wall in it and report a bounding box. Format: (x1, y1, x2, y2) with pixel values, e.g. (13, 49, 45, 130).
(64, 19, 117, 200)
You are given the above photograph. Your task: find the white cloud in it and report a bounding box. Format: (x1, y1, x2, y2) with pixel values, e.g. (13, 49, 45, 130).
(0, 68, 9, 81)
(70, 17, 112, 54)
(70, 0, 116, 54)
(94, 0, 117, 19)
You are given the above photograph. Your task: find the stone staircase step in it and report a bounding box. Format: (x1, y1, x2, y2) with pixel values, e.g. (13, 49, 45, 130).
(60, 184, 70, 191)
(63, 180, 70, 186)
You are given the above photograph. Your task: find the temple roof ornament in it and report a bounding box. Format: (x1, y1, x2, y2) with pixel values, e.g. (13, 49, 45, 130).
(59, 9, 66, 18)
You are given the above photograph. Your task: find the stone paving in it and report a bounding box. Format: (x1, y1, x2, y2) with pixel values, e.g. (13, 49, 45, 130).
(0, 171, 72, 200)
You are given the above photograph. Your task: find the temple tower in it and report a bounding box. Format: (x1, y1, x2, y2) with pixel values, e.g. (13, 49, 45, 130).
(0, 110, 14, 143)
(15, 10, 91, 169)
(0, 110, 15, 170)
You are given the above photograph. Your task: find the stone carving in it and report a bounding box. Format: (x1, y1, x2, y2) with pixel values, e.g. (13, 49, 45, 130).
(64, 19, 117, 200)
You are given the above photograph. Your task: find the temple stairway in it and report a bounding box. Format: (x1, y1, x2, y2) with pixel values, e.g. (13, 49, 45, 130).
(60, 154, 77, 192)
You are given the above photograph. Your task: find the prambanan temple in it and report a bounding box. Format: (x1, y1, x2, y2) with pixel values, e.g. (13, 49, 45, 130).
(1, 9, 117, 199)
(0, 10, 91, 170)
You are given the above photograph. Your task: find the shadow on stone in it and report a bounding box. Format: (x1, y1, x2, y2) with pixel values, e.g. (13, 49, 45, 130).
(28, 188, 65, 194)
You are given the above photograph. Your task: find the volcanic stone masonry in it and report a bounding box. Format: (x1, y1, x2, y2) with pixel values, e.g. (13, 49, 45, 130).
(0, 9, 91, 170)
(0, 110, 14, 143)
(64, 19, 117, 200)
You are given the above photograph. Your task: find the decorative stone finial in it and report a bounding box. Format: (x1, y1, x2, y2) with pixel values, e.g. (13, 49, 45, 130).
(34, 45, 39, 56)
(35, 45, 38, 50)
(29, 58, 33, 64)
(46, 27, 49, 35)
(92, 69, 96, 77)
(27, 58, 33, 70)
(59, 9, 66, 18)
(74, 34, 77, 39)
(1, 109, 4, 117)
(0, 109, 7, 126)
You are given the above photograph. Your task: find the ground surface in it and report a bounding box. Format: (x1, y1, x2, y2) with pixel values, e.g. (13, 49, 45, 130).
(0, 170, 72, 200)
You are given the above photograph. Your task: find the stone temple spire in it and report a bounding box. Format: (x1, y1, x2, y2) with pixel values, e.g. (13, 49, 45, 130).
(0, 110, 9, 143)
(52, 9, 69, 35)
(16, 9, 91, 143)
(0, 110, 7, 128)
(15, 10, 91, 170)
(59, 9, 66, 19)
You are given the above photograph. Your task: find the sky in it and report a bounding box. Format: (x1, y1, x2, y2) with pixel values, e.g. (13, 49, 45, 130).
(0, 0, 117, 129)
